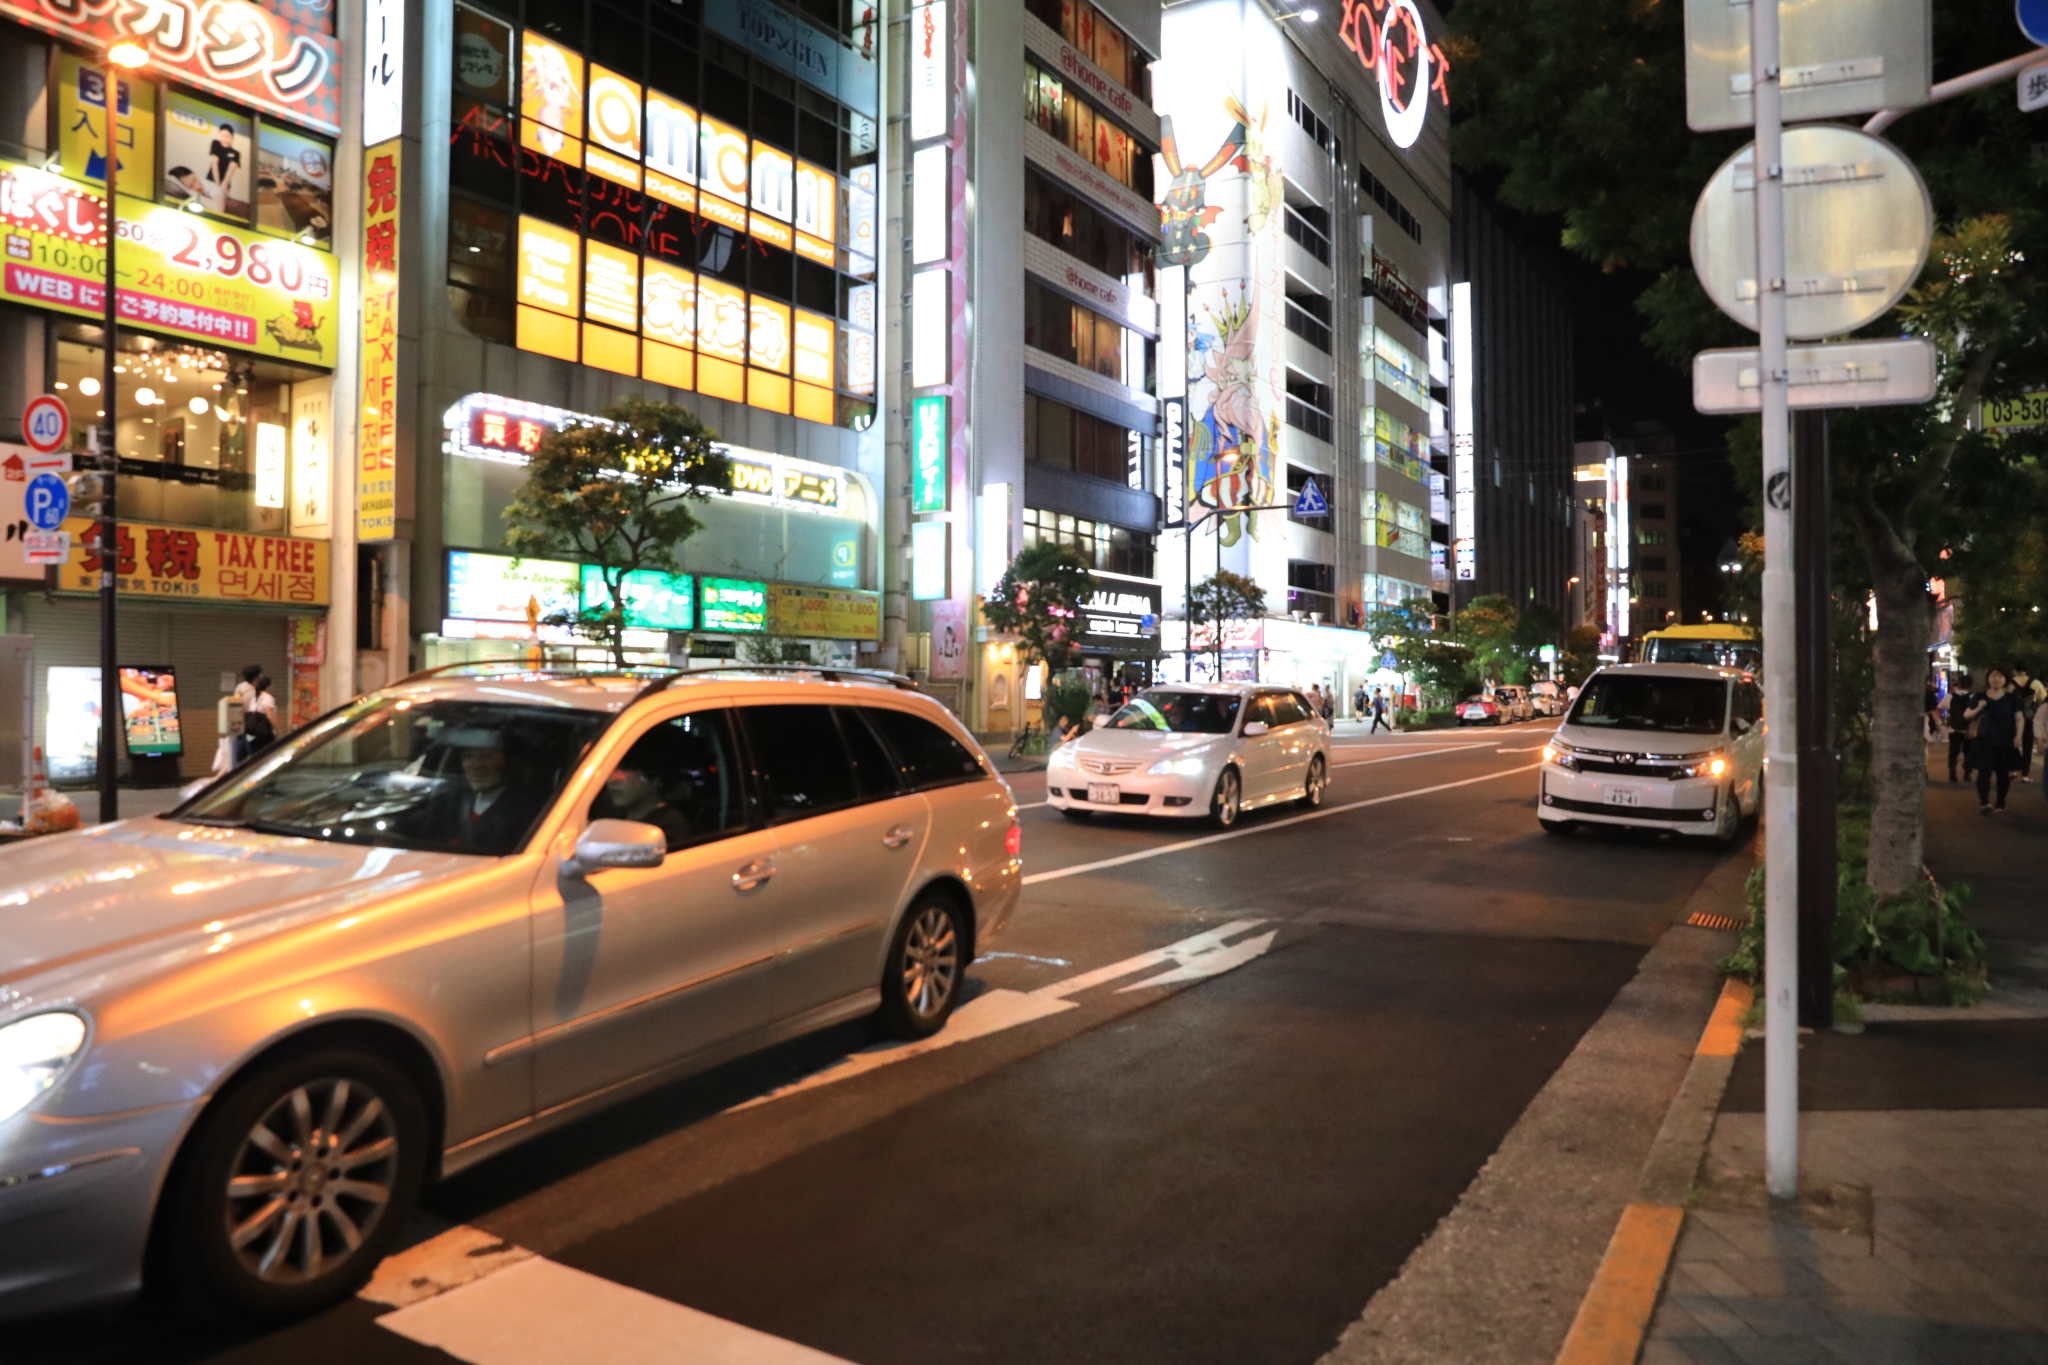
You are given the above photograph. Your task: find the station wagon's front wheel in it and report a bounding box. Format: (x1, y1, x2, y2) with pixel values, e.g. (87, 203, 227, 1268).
(160, 1048, 427, 1320)
(876, 893, 965, 1040)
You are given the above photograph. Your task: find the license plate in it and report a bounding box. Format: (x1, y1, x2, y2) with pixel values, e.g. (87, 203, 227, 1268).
(1605, 787, 1642, 807)
(1087, 783, 1121, 805)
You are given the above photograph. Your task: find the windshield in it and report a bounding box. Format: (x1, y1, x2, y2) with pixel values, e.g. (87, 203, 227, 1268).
(176, 697, 612, 855)
(1106, 690, 1243, 735)
(1568, 675, 1729, 735)
(1645, 636, 1760, 672)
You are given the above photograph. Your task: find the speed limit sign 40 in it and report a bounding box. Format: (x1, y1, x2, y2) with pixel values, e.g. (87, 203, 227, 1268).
(22, 395, 69, 454)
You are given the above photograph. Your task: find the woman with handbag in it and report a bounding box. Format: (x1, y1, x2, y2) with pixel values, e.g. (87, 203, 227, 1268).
(1964, 667, 2026, 814)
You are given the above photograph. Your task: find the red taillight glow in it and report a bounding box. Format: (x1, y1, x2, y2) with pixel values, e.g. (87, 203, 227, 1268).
(1004, 825, 1021, 858)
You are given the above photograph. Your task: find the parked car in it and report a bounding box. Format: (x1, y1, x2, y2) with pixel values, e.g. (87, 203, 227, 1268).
(1493, 685, 1535, 722)
(1457, 693, 1503, 726)
(0, 665, 1019, 1322)
(1529, 681, 1567, 717)
(1045, 684, 1332, 827)
(1538, 663, 1763, 843)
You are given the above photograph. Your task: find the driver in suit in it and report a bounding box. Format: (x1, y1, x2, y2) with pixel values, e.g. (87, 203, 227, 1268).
(425, 731, 549, 853)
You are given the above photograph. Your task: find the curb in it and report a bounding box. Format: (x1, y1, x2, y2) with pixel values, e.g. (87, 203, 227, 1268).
(1552, 976, 1752, 1365)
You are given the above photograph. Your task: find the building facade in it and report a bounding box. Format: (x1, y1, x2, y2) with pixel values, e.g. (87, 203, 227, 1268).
(0, 5, 350, 777)
(1447, 175, 1572, 621)
(1151, 0, 1455, 706)
(1572, 435, 1682, 655)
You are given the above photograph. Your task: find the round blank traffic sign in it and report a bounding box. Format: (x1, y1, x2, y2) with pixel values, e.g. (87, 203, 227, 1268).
(1691, 126, 1933, 341)
(21, 394, 69, 453)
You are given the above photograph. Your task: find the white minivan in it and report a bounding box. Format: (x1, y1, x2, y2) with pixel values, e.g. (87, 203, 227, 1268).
(1537, 663, 1763, 842)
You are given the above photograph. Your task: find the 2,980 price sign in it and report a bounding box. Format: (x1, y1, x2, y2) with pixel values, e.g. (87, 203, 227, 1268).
(0, 159, 338, 367)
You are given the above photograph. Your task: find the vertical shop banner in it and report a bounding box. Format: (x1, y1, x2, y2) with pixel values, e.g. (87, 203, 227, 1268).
(358, 141, 400, 541)
(287, 615, 326, 729)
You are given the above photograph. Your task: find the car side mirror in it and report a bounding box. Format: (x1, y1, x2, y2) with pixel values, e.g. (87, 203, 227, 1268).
(1242, 720, 1270, 736)
(563, 818, 667, 877)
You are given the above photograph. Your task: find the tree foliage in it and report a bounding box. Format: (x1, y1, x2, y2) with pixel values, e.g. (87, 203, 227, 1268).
(503, 397, 729, 667)
(1365, 597, 1473, 704)
(1187, 570, 1267, 676)
(981, 541, 1094, 672)
(1454, 594, 1526, 684)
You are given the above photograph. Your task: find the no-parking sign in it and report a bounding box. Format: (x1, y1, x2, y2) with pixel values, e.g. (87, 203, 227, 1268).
(20, 395, 68, 454)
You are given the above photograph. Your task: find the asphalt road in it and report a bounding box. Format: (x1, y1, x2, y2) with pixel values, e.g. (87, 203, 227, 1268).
(17, 722, 1751, 1365)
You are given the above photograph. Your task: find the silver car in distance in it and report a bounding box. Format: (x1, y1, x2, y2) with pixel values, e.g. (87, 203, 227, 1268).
(1045, 684, 1332, 826)
(0, 666, 1019, 1322)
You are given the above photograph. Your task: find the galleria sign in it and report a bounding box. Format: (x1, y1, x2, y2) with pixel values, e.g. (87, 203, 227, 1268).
(1337, 0, 1450, 150)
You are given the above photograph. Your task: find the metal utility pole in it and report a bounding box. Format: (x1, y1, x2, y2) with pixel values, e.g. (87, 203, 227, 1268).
(1748, 0, 1801, 1201)
(97, 56, 125, 826)
(1794, 410, 1835, 1029)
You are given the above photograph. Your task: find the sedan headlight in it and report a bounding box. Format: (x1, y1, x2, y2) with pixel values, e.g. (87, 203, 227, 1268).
(0, 1012, 87, 1124)
(1048, 742, 1079, 768)
(1146, 756, 1210, 776)
(1675, 752, 1730, 779)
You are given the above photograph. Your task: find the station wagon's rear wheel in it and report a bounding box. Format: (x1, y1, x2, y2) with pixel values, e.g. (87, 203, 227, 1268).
(876, 892, 965, 1040)
(1209, 767, 1243, 828)
(161, 1048, 426, 1319)
(1297, 756, 1327, 809)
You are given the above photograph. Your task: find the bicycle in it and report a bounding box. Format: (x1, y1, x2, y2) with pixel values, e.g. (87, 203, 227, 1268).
(1006, 723, 1039, 760)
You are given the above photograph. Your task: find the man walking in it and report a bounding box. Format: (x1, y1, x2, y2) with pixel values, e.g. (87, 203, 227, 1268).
(2012, 665, 2040, 783)
(1945, 672, 1976, 784)
(1369, 687, 1392, 735)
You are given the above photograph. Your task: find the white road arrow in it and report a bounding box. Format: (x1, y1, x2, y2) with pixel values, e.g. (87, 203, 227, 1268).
(1116, 930, 1277, 991)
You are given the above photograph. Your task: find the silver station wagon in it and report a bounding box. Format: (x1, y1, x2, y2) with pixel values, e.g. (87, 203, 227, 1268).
(0, 666, 1019, 1321)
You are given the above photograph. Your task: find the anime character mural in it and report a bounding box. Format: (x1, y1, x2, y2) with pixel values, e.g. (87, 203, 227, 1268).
(1156, 114, 1242, 268)
(1186, 289, 1276, 547)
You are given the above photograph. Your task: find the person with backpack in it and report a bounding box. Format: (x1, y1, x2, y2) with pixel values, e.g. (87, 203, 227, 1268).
(243, 674, 279, 757)
(1369, 687, 1392, 735)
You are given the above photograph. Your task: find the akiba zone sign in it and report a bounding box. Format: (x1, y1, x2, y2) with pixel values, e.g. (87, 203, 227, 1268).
(1337, 0, 1451, 149)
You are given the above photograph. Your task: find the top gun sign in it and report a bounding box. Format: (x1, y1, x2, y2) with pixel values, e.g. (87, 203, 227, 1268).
(1, 0, 341, 135)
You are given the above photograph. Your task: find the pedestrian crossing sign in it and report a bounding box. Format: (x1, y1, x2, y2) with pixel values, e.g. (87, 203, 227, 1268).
(1293, 477, 1328, 518)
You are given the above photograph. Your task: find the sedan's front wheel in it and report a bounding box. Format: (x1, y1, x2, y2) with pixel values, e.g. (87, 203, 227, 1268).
(876, 892, 966, 1040)
(160, 1048, 427, 1320)
(1209, 766, 1243, 828)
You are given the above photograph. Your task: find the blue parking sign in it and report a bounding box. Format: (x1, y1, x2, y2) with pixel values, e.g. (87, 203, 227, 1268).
(25, 473, 68, 531)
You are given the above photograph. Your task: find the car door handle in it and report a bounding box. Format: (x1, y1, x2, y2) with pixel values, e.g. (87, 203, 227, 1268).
(881, 825, 915, 850)
(732, 858, 774, 892)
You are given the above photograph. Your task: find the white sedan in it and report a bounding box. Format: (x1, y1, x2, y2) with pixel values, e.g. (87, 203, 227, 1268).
(1045, 685, 1331, 827)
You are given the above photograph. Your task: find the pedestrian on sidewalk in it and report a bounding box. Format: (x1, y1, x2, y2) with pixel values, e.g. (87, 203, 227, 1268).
(1944, 672, 1976, 784)
(1923, 676, 1941, 743)
(1964, 667, 2025, 813)
(1318, 687, 1335, 722)
(1369, 687, 1392, 734)
(243, 674, 279, 758)
(2012, 664, 2041, 783)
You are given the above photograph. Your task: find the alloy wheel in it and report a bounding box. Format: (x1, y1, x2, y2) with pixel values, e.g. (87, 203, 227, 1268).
(1300, 757, 1326, 808)
(224, 1078, 399, 1285)
(900, 904, 960, 1022)
(1213, 768, 1241, 827)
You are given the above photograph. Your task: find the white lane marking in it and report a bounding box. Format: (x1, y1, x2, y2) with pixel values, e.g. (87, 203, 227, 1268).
(1031, 918, 1267, 999)
(379, 1253, 853, 1364)
(722, 987, 1079, 1113)
(723, 920, 1268, 1111)
(1019, 764, 1542, 886)
(1332, 744, 1481, 768)
(978, 950, 1073, 966)
(1115, 930, 1276, 991)
(1017, 800, 1048, 810)
(363, 1224, 535, 1309)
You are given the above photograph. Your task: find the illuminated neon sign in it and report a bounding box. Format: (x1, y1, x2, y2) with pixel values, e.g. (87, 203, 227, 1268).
(1338, 0, 1450, 150)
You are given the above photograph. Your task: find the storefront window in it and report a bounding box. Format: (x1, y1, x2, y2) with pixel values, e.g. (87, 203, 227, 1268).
(52, 325, 316, 533)
(1024, 279, 1149, 386)
(1021, 64, 1151, 196)
(1023, 506, 1154, 578)
(1023, 167, 1154, 292)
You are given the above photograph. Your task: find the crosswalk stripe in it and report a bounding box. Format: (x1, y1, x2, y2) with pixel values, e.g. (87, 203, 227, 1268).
(377, 1252, 852, 1364)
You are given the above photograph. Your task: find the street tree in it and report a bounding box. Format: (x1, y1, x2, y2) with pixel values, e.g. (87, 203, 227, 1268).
(1187, 570, 1267, 678)
(1365, 597, 1474, 705)
(981, 542, 1094, 673)
(503, 396, 730, 668)
(1560, 624, 1603, 687)
(1454, 594, 1525, 685)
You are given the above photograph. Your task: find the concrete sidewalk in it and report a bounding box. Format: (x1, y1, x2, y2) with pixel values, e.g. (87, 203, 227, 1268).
(1639, 762, 2048, 1363)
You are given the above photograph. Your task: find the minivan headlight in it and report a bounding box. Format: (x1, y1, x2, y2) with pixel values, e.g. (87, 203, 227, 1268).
(1674, 752, 1730, 780)
(0, 1012, 87, 1123)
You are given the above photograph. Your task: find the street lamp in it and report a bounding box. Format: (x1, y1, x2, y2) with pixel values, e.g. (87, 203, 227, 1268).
(96, 40, 147, 822)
